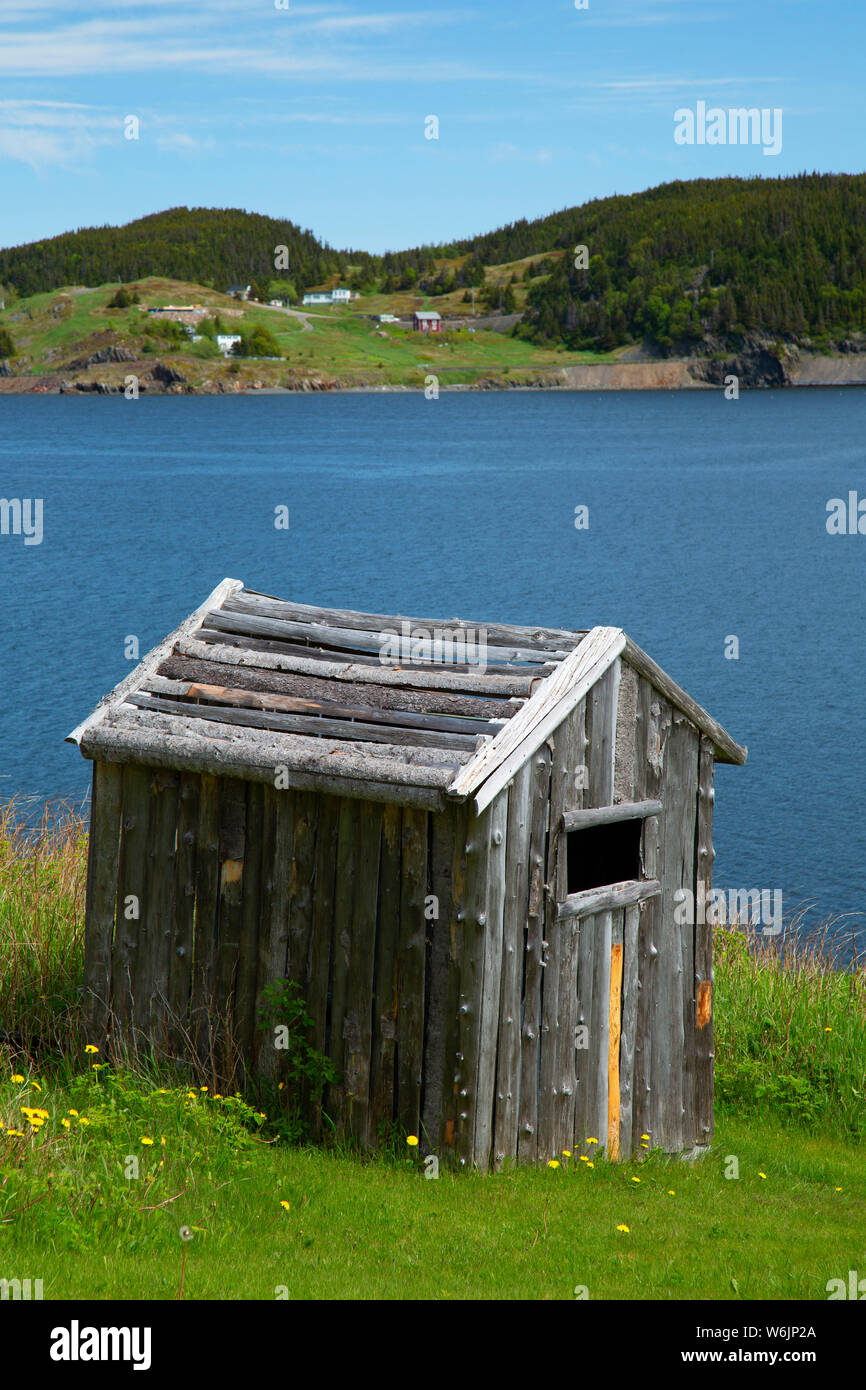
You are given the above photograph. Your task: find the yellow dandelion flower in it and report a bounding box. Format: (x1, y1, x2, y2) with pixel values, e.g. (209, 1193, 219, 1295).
(631, 1177, 641, 1184)
(68, 1109, 79, 1117)
(616, 1224, 630, 1233)
(406, 1135, 419, 1147)
(587, 1137, 598, 1144)
(6, 1129, 24, 1137)
(277, 1083, 284, 1091)
(10, 1074, 24, 1084)
(213, 1094, 223, 1100)
(160, 1137, 166, 1146)
(835, 1187, 842, 1192)
(280, 1200, 291, 1211)
(84, 1045, 99, 1054)
(141, 1137, 154, 1146)
(200, 1086, 208, 1092)
(31, 1081, 42, 1091)
(640, 1134, 650, 1141)
(586, 1161, 595, 1169)
(579, 1155, 589, 1163)
(78, 1117, 90, 1126)
(61, 1119, 71, 1129)
(562, 1150, 572, 1158)
(824, 1027, 832, 1032)
(29, 1117, 45, 1128)
(186, 1091, 197, 1100)
(155, 1089, 169, 1095)
(758, 1171, 767, 1179)
(547, 1159, 560, 1169)
(667, 1189, 676, 1196)
(256, 1112, 266, 1120)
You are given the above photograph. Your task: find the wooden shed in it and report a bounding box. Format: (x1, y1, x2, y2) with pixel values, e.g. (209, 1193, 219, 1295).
(68, 579, 746, 1168)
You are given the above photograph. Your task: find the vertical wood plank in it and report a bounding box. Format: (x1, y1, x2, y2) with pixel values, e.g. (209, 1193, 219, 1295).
(327, 797, 359, 1132)
(632, 679, 668, 1152)
(82, 762, 122, 1046)
(234, 781, 264, 1067)
(370, 801, 401, 1145)
(517, 746, 551, 1163)
(344, 801, 383, 1147)
(607, 910, 624, 1159)
(256, 786, 294, 1081)
(694, 736, 715, 1147)
(441, 803, 470, 1157)
(306, 794, 339, 1137)
(166, 772, 199, 1058)
(143, 769, 180, 1050)
(112, 765, 151, 1052)
(493, 759, 532, 1168)
(190, 773, 220, 1066)
(652, 709, 697, 1153)
(287, 789, 318, 991)
(618, 903, 640, 1160)
(474, 787, 508, 1170)
(454, 803, 490, 1168)
(396, 807, 428, 1142)
(213, 777, 246, 1078)
(422, 806, 458, 1155)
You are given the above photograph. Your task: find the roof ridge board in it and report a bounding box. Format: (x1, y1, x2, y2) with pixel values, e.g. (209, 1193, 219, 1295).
(449, 626, 627, 803)
(236, 588, 586, 650)
(66, 577, 244, 746)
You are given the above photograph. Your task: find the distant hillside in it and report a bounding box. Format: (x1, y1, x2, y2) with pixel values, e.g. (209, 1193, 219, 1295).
(379, 173, 866, 352)
(0, 207, 367, 301)
(2, 174, 866, 354)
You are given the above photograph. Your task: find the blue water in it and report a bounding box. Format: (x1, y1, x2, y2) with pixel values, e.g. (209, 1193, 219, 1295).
(1, 390, 864, 950)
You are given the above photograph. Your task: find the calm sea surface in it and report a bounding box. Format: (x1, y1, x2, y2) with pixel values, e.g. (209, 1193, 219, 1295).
(1, 390, 863, 951)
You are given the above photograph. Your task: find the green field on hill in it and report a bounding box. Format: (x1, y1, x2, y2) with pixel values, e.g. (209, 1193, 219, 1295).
(0, 276, 611, 391)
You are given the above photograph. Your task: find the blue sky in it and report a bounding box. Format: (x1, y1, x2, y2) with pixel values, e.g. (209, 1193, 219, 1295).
(0, 0, 863, 253)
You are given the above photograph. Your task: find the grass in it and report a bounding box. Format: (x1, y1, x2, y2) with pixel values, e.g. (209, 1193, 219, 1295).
(0, 276, 613, 391)
(0, 800, 863, 1300)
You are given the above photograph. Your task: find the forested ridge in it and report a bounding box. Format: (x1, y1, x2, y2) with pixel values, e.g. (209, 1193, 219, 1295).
(2, 174, 865, 353)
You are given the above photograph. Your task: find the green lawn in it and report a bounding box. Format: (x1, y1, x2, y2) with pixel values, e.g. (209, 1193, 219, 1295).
(0, 1062, 861, 1301)
(0, 276, 613, 388)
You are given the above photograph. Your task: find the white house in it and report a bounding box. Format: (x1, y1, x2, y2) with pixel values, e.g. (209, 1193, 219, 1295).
(216, 334, 243, 355)
(302, 288, 354, 306)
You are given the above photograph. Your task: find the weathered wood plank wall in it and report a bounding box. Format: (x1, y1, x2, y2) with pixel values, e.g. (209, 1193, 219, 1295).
(82, 650, 715, 1164)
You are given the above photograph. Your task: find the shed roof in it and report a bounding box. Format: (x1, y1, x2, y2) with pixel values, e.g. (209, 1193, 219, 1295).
(68, 579, 746, 813)
(413, 310, 442, 320)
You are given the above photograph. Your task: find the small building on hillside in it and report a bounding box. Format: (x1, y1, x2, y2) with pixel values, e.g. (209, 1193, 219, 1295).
(216, 334, 242, 355)
(413, 311, 442, 333)
(226, 285, 251, 301)
(302, 288, 353, 306)
(69, 581, 746, 1170)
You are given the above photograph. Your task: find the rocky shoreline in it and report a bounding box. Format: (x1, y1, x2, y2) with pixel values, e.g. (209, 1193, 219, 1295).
(1, 345, 865, 396)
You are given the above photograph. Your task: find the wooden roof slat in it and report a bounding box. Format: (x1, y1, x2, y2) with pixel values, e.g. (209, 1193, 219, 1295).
(157, 653, 520, 720)
(142, 676, 504, 738)
(176, 635, 540, 697)
(125, 692, 486, 752)
(90, 704, 470, 780)
(237, 588, 586, 651)
(208, 609, 566, 668)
